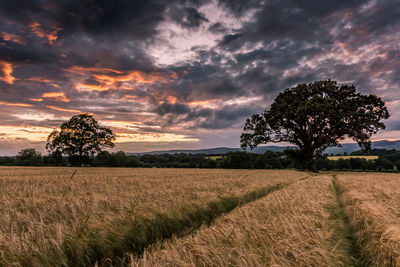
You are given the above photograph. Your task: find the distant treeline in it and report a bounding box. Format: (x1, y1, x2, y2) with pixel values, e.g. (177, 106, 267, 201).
(0, 148, 399, 172)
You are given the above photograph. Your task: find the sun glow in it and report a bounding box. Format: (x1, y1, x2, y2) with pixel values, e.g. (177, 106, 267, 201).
(0, 101, 32, 107)
(0, 125, 53, 142)
(116, 132, 198, 142)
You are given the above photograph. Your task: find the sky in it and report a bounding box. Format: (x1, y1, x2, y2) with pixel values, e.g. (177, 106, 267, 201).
(0, 0, 400, 155)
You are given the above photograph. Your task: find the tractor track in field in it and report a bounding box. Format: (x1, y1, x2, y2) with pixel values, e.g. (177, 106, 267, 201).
(36, 173, 315, 266)
(329, 174, 367, 267)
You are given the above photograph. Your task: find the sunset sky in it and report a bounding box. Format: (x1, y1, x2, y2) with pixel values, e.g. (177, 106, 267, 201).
(0, 0, 400, 155)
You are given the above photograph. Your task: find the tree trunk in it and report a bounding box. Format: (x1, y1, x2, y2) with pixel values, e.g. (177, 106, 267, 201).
(301, 147, 315, 171)
(78, 149, 83, 167)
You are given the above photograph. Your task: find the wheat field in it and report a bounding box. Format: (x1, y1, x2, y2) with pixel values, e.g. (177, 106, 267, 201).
(1, 167, 400, 266)
(327, 155, 378, 160)
(0, 167, 303, 265)
(336, 173, 400, 266)
(131, 175, 355, 266)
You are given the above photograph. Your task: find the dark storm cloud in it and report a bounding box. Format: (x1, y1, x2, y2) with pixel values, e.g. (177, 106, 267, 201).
(194, 105, 260, 129)
(153, 101, 262, 130)
(1, 0, 400, 154)
(217, 0, 263, 15)
(155, 102, 190, 116)
(149, 0, 400, 131)
(170, 7, 209, 28)
(208, 23, 227, 34)
(0, 0, 167, 38)
(0, 0, 180, 67)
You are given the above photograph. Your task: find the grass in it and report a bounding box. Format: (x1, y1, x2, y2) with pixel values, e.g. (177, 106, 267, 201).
(0, 167, 303, 265)
(131, 175, 355, 266)
(328, 175, 365, 266)
(327, 155, 378, 161)
(336, 173, 400, 266)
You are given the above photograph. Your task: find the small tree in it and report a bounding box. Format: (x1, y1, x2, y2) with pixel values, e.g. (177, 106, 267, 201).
(46, 113, 115, 166)
(241, 80, 389, 170)
(15, 148, 42, 166)
(114, 151, 128, 167)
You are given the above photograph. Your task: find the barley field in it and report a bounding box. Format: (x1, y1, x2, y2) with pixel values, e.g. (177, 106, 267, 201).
(1, 167, 399, 266)
(0, 167, 303, 265)
(327, 155, 378, 160)
(131, 175, 355, 266)
(336, 173, 400, 266)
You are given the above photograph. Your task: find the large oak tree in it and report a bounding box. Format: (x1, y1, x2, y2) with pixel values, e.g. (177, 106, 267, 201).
(46, 113, 115, 165)
(240, 80, 390, 170)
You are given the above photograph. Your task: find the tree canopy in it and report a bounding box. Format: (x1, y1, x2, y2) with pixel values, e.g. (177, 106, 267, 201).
(240, 80, 390, 170)
(46, 113, 115, 165)
(15, 148, 42, 166)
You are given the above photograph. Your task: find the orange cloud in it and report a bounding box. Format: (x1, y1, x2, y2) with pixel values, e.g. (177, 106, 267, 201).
(41, 92, 70, 102)
(67, 66, 123, 75)
(0, 101, 33, 107)
(166, 96, 177, 104)
(30, 98, 43, 102)
(46, 105, 80, 113)
(75, 83, 109, 92)
(0, 61, 15, 84)
(123, 95, 137, 102)
(0, 31, 26, 45)
(67, 66, 175, 92)
(25, 77, 51, 83)
(188, 99, 219, 107)
(29, 22, 62, 45)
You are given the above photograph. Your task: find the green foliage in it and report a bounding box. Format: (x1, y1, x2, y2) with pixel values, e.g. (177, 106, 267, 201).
(310, 153, 399, 172)
(375, 157, 394, 170)
(114, 151, 127, 167)
(4, 145, 400, 172)
(29, 154, 43, 166)
(46, 114, 115, 166)
(93, 151, 114, 166)
(0, 156, 15, 166)
(126, 156, 143, 167)
(15, 148, 42, 166)
(93, 151, 141, 167)
(223, 151, 254, 169)
(241, 80, 389, 170)
(254, 154, 268, 168)
(351, 148, 397, 156)
(394, 160, 400, 170)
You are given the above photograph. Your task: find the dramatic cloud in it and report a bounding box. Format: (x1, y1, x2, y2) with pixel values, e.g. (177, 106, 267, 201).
(0, 0, 400, 155)
(0, 60, 14, 84)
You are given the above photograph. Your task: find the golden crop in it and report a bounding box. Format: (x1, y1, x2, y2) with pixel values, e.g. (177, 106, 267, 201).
(0, 167, 303, 265)
(327, 155, 378, 160)
(336, 173, 400, 266)
(1, 167, 399, 266)
(130, 175, 355, 266)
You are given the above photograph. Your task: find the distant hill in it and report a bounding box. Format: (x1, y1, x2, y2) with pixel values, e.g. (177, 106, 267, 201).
(128, 146, 292, 155)
(324, 140, 400, 155)
(128, 140, 400, 155)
